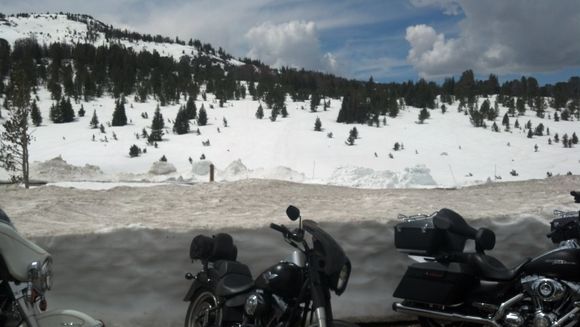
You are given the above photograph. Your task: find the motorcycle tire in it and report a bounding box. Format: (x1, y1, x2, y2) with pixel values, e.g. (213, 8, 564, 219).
(185, 288, 222, 327)
(418, 317, 478, 327)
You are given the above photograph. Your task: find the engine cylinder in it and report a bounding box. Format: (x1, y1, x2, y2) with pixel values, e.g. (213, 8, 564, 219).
(244, 292, 269, 317)
(532, 278, 565, 302)
(504, 312, 524, 327)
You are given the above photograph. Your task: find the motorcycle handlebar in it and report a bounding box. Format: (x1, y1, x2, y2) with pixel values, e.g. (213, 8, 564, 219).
(270, 223, 305, 244)
(270, 223, 290, 235)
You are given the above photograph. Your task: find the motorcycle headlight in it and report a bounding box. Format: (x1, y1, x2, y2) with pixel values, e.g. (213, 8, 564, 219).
(28, 258, 53, 292)
(335, 260, 351, 296)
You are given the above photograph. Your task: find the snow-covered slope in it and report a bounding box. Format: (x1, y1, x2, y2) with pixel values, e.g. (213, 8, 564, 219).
(0, 87, 577, 189)
(0, 13, 243, 65)
(0, 14, 578, 189)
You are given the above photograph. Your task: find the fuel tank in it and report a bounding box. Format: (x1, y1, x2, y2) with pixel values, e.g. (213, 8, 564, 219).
(523, 248, 580, 281)
(255, 262, 304, 299)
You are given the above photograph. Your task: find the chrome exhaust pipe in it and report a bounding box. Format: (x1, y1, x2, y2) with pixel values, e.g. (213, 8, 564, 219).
(393, 302, 501, 327)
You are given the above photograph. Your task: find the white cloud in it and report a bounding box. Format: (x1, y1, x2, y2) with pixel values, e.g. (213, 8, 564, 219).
(406, 0, 580, 79)
(245, 21, 337, 72)
(409, 0, 462, 15)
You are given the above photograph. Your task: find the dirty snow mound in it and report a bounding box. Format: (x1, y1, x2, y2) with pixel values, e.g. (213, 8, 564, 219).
(251, 166, 306, 182)
(30, 156, 104, 182)
(328, 165, 437, 188)
(148, 161, 177, 175)
(221, 159, 249, 180)
(191, 160, 214, 175)
(399, 165, 438, 187)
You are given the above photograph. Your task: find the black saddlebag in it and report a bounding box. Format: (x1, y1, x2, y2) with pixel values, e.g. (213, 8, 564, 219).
(190, 233, 238, 262)
(549, 210, 580, 244)
(394, 215, 466, 256)
(393, 261, 477, 305)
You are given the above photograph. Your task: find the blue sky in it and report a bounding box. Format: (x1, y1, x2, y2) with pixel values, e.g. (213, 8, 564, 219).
(2, 0, 579, 84)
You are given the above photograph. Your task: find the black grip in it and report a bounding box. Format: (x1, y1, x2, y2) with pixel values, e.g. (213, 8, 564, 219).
(270, 223, 289, 234)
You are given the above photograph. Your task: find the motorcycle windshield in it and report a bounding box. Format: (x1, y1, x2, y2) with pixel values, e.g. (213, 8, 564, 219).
(0, 209, 49, 282)
(303, 220, 349, 277)
(0, 208, 15, 228)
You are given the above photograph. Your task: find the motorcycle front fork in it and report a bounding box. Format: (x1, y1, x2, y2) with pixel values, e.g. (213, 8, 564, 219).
(9, 281, 41, 327)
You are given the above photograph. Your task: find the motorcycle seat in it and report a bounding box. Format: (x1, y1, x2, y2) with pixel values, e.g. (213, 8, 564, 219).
(464, 253, 531, 281)
(215, 273, 254, 297)
(213, 260, 254, 297)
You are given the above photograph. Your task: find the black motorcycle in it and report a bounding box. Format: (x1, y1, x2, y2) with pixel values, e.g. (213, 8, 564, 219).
(183, 206, 354, 327)
(392, 193, 580, 327)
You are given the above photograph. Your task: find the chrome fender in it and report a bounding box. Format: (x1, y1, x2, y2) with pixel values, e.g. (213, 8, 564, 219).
(33, 309, 103, 327)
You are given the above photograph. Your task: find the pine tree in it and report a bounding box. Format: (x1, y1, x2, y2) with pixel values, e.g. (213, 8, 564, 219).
(516, 98, 526, 115)
(563, 134, 569, 147)
(49, 102, 62, 123)
(160, 155, 167, 162)
(314, 117, 322, 131)
(418, 108, 430, 123)
(492, 122, 499, 132)
(173, 107, 190, 135)
(534, 96, 545, 118)
(554, 112, 560, 121)
(61, 97, 75, 123)
(90, 110, 99, 129)
(149, 105, 164, 142)
(527, 129, 533, 138)
(349, 127, 359, 139)
(534, 123, 544, 136)
(514, 119, 520, 129)
(129, 144, 140, 157)
(480, 99, 491, 120)
(310, 92, 320, 112)
(270, 107, 279, 122)
(281, 105, 288, 118)
(573, 133, 579, 145)
(256, 104, 264, 119)
(555, 133, 560, 143)
(197, 105, 208, 126)
(388, 96, 399, 117)
(185, 96, 197, 120)
(78, 104, 85, 117)
(30, 100, 42, 126)
(502, 113, 509, 126)
(345, 134, 355, 146)
(0, 68, 32, 188)
(441, 104, 446, 114)
(112, 99, 128, 126)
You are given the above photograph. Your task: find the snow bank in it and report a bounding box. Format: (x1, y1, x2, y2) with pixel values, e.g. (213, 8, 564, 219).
(148, 161, 177, 175)
(328, 165, 437, 188)
(3, 177, 579, 326)
(30, 156, 104, 181)
(31, 215, 554, 327)
(191, 160, 214, 176)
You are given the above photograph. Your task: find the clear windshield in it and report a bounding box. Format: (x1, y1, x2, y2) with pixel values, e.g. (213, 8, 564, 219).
(0, 209, 15, 228)
(302, 220, 348, 276)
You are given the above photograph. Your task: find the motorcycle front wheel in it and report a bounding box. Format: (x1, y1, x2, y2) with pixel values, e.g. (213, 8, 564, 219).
(418, 317, 478, 327)
(185, 288, 222, 327)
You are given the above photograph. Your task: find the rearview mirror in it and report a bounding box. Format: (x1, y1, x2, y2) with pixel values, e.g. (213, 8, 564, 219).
(286, 205, 300, 221)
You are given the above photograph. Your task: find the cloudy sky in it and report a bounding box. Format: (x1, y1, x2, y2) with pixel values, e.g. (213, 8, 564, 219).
(2, 0, 579, 84)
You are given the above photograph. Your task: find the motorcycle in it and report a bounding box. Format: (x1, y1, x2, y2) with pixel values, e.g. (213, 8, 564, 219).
(0, 208, 103, 327)
(182, 205, 354, 327)
(392, 192, 580, 327)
